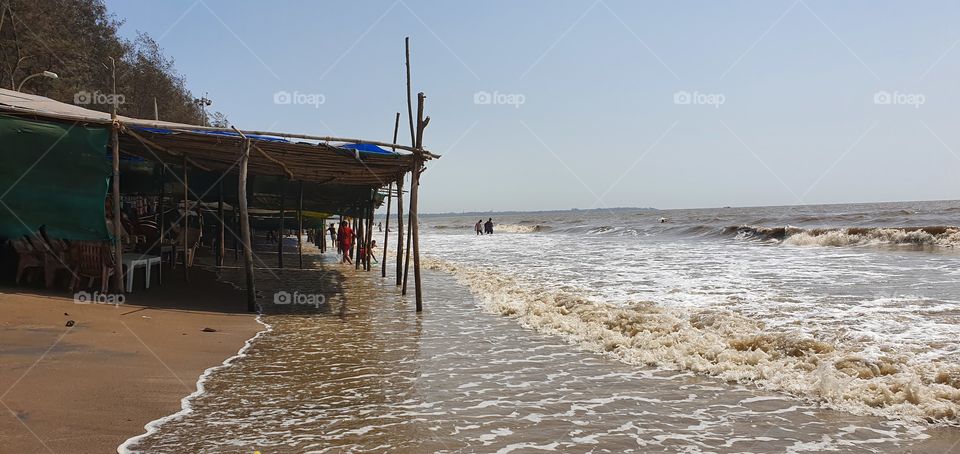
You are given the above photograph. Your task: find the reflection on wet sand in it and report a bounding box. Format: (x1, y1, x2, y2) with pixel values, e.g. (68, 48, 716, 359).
(126, 250, 956, 453)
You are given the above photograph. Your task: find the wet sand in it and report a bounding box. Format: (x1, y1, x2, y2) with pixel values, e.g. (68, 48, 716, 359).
(126, 245, 960, 453)
(0, 269, 260, 453)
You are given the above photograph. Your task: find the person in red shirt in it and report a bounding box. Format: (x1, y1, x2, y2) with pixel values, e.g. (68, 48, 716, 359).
(339, 221, 354, 264)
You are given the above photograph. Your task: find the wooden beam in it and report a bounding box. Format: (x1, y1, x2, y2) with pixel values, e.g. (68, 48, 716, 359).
(238, 139, 256, 312)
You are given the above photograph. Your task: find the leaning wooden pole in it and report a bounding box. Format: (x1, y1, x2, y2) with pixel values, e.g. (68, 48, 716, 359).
(297, 180, 303, 269)
(405, 37, 416, 148)
(382, 112, 399, 277)
(109, 57, 124, 292)
(411, 92, 426, 311)
(238, 139, 256, 312)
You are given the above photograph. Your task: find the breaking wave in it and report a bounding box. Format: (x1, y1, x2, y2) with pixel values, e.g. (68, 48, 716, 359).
(425, 257, 960, 425)
(726, 225, 960, 248)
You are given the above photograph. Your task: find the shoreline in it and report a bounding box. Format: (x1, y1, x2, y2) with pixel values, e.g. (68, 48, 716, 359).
(0, 269, 261, 453)
(118, 313, 271, 453)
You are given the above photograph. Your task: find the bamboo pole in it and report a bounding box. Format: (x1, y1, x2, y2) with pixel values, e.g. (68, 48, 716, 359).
(405, 37, 416, 150)
(411, 92, 426, 311)
(395, 176, 404, 286)
(354, 214, 362, 269)
(109, 57, 124, 293)
(366, 200, 374, 271)
(157, 166, 166, 279)
(217, 180, 224, 267)
(182, 156, 189, 282)
(382, 112, 400, 277)
(238, 139, 256, 312)
(278, 182, 285, 269)
(297, 180, 303, 269)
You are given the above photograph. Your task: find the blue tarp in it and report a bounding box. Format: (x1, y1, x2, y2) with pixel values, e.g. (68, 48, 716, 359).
(132, 127, 397, 154)
(338, 143, 394, 154)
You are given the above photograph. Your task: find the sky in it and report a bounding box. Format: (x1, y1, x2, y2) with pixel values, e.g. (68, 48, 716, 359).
(104, 0, 960, 213)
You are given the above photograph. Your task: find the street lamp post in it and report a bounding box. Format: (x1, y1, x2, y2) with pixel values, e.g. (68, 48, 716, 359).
(193, 93, 212, 126)
(17, 70, 58, 92)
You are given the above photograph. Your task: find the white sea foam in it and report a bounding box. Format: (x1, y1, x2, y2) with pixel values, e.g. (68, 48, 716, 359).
(424, 257, 960, 424)
(117, 312, 273, 453)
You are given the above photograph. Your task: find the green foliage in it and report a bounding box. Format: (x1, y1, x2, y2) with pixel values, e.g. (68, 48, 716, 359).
(0, 0, 208, 125)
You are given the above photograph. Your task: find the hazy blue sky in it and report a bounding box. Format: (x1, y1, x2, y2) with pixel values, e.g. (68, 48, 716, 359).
(105, 1, 960, 213)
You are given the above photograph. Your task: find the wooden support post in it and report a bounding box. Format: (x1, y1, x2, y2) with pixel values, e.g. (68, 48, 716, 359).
(411, 92, 426, 311)
(297, 180, 303, 269)
(182, 156, 189, 282)
(233, 207, 239, 261)
(382, 112, 399, 277)
(402, 182, 412, 295)
(382, 182, 392, 277)
(354, 212, 363, 270)
(109, 57, 124, 293)
(157, 166, 166, 281)
(217, 180, 224, 267)
(366, 201, 374, 271)
(396, 177, 404, 286)
(278, 182, 285, 269)
(238, 139, 256, 312)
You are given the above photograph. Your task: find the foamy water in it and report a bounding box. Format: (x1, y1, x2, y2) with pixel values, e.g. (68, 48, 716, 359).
(423, 201, 960, 425)
(120, 201, 960, 452)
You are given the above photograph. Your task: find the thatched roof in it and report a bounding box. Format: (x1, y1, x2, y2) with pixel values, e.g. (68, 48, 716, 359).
(0, 88, 436, 188)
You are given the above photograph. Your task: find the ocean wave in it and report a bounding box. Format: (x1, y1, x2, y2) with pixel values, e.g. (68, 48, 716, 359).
(425, 257, 960, 424)
(495, 224, 549, 233)
(727, 225, 960, 248)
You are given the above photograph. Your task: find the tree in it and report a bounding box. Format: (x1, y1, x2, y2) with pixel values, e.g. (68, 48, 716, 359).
(0, 0, 206, 125)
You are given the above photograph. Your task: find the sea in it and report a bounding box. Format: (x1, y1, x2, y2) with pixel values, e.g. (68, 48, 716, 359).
(122, 200, 960, 453)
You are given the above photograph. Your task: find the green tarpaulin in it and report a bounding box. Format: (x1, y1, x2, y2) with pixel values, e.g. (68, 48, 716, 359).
(0, 115, 111, 241)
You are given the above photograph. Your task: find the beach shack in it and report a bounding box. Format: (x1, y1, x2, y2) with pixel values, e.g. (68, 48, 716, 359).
(0, 88, 436, 311)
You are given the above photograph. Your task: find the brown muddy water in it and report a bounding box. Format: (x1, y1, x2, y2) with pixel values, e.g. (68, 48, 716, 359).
(121, 249, 958, 453)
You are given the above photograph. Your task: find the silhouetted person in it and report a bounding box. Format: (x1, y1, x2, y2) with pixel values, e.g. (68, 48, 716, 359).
(475, 219, 483, 235)
(484, 218, 494, 234)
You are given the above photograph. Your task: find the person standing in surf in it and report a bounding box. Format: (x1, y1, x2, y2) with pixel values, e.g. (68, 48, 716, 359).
(475, 219, 484, 235)
(328, 223, 338, 253)
(339, 221, 354, 264)
(484, 218, 494, 234)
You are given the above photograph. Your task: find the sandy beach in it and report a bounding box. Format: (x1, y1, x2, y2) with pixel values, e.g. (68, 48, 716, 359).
(0, 269, 261, 453)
